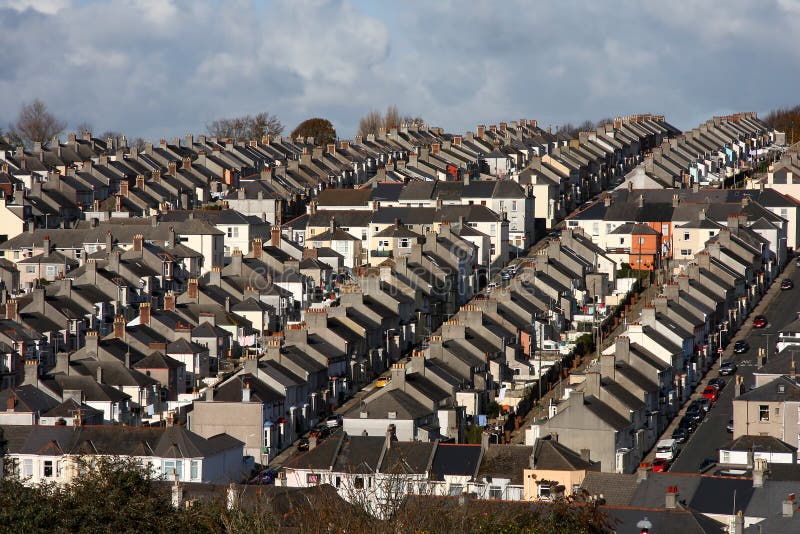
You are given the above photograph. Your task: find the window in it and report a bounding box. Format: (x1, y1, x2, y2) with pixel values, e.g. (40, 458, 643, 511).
(46, 265, 56, 276)
(163, 460, 183, 480)
(619, 238, 624, 245)
(721, 451, 730, 463)
(776, 407, 780, 416)
(567, 221, 578, 227)
(489, 486, 502, 500)
(25, 266, 35, 274)
(379, 240, 390, 247)
(683, 232, 690, 240)
(709, 231, 714, 237)
(13, 251, 19, 260)
(491, 224, 496, 236)
(354, 477, 364, 489)
(22, 459, 33, 478)
(227, 227, 239, 238)
(335, 476, 341, 488)
(661, 224, 669, 235)
(759, 405, 769, 422)
(190, 460, 199, 481)
(680, 249, 691, 256)
(512, 200, 518, 211)
(43, 460, 54, 477)
(361, 230, 367, 240)
(448, 484, 463, 496)
(306, 473, 320, 485)
(537, 484, 551, 499)
(637, 237, 645, 245)
(592, 223, 599, 235)
(399, 238, 411, 248)
(606, 223, 612, 234)
(374, 226, 379, 232)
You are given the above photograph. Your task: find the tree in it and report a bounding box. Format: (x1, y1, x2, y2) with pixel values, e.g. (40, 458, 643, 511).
(207, 111, 283, 142)
(291, 117, 337, 146)
(8, 98, 67, 148)
(357, 105, 425, 137)
(74, 121, 93, 137)
(358, 110, 383, 137)
(764, 105, 800, 144)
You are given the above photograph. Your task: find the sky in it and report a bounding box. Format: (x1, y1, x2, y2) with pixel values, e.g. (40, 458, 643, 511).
(1, 0, 799, 141)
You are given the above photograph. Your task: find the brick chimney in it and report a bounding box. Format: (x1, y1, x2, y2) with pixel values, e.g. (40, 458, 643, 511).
(133, 234, 143, 252)
(187, 278, 198, 300)
(6, 394, 14, 412)
(113, 315, 125, 339)
(163, 291, 176, 312)
(42, 235, 51, 257)
(271, 226, 281, 247)
(139, 302, 151, 326)
(5, 299, 17, 321)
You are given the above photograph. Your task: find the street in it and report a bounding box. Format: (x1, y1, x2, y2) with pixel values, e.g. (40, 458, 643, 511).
(668, 261, 798, 472)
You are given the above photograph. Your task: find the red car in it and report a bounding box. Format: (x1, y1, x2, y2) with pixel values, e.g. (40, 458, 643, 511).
(702, 386, 719, 403)
(652, 458, 671, 472)
(753, 315, 767, 328)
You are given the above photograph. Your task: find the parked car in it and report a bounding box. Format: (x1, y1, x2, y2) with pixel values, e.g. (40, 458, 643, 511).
(652, 458, 671, 473)
(702, 386, 720, 403)
(781, 278, 794, 290)
(326, 414, 342, 428)
(733, 340, 749, 354)
(655, 439, 678, 461)
(796, 257, 800, 267)
(686, 405, 705, 423)
(709, 378, 726, 390)
(720, 359, 738, 376)
(297, 437, 310, 451)
(693, 398, 712, 412)
(726, 419, 734, 433)
(672, 427, 689, 444)
(679, 415, 697, 433)
(753, 315, 768, 328)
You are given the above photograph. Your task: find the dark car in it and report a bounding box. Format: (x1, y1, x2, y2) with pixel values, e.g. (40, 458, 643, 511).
(720, 359, 738, 376)
(693, 398, 712, 412)
(686, 407, 704, 423)
(733, 340, 749, 354)
(752, 315, 768, 328)
(781, 278, 794, 290)
(679, 415, 697, 433)
(709, 377, 726, 390)
(672, 427, 689, 443)
(296, 437, 310, 451)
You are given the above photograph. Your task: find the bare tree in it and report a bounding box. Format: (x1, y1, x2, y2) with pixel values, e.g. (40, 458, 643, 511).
(8, 98, 67, 148)
(357, 106, 425, 137)
(74, 121, 94, 137)
(207, 112, 283, 142)
(358, 110, 383, 137)
(384, 105, 401, 130)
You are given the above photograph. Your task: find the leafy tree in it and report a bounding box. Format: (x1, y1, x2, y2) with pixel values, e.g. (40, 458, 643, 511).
(487, 400, 501, 419)
(291, 117, 337, 146)
(207, 112, 283, 142)
(7, 98, 67, 148)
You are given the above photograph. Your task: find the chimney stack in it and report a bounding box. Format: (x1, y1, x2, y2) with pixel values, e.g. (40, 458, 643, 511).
(163, 291, 176, 312)
(113, 315, 125, 339)
(139, 302, 151, 326)
(133, 234, 144, 252)
(782, 496, 795, 518)
(5, 299, 18, 321)
(252, 237, 263, 259)
(187, 278, 199, 300)
(665, 485, 678, 509)
(271, 226, 281, 247)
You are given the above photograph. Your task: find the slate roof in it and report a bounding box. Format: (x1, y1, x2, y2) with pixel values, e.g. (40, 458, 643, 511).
(476, 444, 533, 485)
(0, 385, 59, 414)
(723, 435, 797, 454)
(532, 437, 595, 471)
(429, 443, 482, 480)
(380, 440, 436, 474)
(0, 424, 242, 458)
(580, 471, 638, 506)
(737, 375, 800, 402)
(344, 388, 432, 420)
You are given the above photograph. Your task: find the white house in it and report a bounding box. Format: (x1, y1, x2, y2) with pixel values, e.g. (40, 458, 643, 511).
(2, 424, 246, 485)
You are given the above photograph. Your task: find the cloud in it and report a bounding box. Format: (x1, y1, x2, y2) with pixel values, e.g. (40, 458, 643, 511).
(0, 0, 799, 140)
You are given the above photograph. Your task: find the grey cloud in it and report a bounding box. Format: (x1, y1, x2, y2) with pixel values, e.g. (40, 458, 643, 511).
(1, 0, 799, 140)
